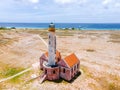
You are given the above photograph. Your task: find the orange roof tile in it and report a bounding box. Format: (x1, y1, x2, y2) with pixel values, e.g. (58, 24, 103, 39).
(45, 50, 61, 58)
(64, 53, 79, 68)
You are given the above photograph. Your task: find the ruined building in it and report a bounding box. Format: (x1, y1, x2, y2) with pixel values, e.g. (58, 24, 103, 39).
(40, 23, 80, 82)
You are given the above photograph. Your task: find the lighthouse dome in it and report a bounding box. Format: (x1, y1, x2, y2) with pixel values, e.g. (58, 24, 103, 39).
(49, 22, 55, 28)
(49, 22, 55, 32)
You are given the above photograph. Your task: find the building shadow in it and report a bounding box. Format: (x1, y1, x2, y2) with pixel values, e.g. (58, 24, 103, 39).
(68, 71, 81, 83)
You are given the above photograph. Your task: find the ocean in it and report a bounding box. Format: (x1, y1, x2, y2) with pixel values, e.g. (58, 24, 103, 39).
(0, 23, 120, 30)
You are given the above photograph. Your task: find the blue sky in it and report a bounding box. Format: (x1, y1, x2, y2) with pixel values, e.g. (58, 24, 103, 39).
(0, 0, 120, 23)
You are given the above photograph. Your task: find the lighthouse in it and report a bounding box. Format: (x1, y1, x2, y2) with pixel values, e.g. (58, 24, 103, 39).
(48, 23, 56, 66)
(39, 23, 80, 82)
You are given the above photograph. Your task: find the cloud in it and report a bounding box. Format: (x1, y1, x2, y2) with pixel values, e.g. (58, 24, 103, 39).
(14, 0, 40, 9)
(54, 0, 73, 4)
(15, 0, 40, 4)
(54, 0, 87, 5)
(102, 0, 120, 8)
(28, 0, 39, 4)
(102, 0, 112, 5)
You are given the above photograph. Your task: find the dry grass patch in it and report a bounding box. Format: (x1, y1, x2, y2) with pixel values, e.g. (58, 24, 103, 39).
(86, 49, 95, 52)
(88, 83, 100, 90)
(0, 38, 18, 46)
(109, 82, 120, 90)
(108, 40, 120, 43)
(56, 30, 74, 36)
(80, 65, 120, 90)
(25, 30, 48, 39)
(108, 33, 120, 43)
(80, 65, 93, 78)
(0, 32, 18, 46)
(92, 72, 120, 90)
(109, 33, 120, 39)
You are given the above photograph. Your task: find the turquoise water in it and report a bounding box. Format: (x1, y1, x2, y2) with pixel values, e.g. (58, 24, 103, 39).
(0, 23, 120, 30)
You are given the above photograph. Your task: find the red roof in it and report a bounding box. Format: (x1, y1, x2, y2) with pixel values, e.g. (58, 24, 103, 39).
(45, 50, 61, 58)
(64, 53, 79, 68)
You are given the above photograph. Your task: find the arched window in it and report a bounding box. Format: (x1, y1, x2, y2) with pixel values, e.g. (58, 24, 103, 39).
(63, 68, 65, 73)
(77, 64, 79, 69)
(74, 66, 76, 71)
(45, 69, 47, 74)
(71, 68, 73, 73)
(53, 70, 55, 74)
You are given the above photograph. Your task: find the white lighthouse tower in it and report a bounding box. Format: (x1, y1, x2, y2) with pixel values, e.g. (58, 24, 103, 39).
(48, 23, 56, 66)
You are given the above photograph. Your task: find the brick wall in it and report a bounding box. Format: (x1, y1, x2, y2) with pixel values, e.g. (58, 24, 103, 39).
(43, 65, 60, 80)
(60, 67, 71, 81)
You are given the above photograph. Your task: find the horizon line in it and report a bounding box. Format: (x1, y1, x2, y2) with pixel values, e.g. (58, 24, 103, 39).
(0, 22, 120, 24)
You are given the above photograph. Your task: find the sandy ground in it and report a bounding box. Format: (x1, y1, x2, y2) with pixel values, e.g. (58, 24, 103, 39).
(0, 29, 120, 90)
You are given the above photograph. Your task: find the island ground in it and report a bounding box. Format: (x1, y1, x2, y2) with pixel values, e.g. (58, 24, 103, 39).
(0, 29, 120, 90)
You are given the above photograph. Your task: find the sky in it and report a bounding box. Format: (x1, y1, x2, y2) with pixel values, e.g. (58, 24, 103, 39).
(0, 0, 120, 23)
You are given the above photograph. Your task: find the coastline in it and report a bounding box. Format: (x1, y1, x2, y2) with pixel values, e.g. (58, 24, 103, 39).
(1, 23, 120, 30)
(1, 27, 120, 31)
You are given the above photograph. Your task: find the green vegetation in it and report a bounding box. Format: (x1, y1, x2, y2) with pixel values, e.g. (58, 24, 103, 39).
(71, 27, 75, 30)
(10, 27, 16, 29)
(0, 67, 25, 83)
(0, 27, 8, 30)
(0, 26, 16, 30)
(3, 68, 24, 77)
